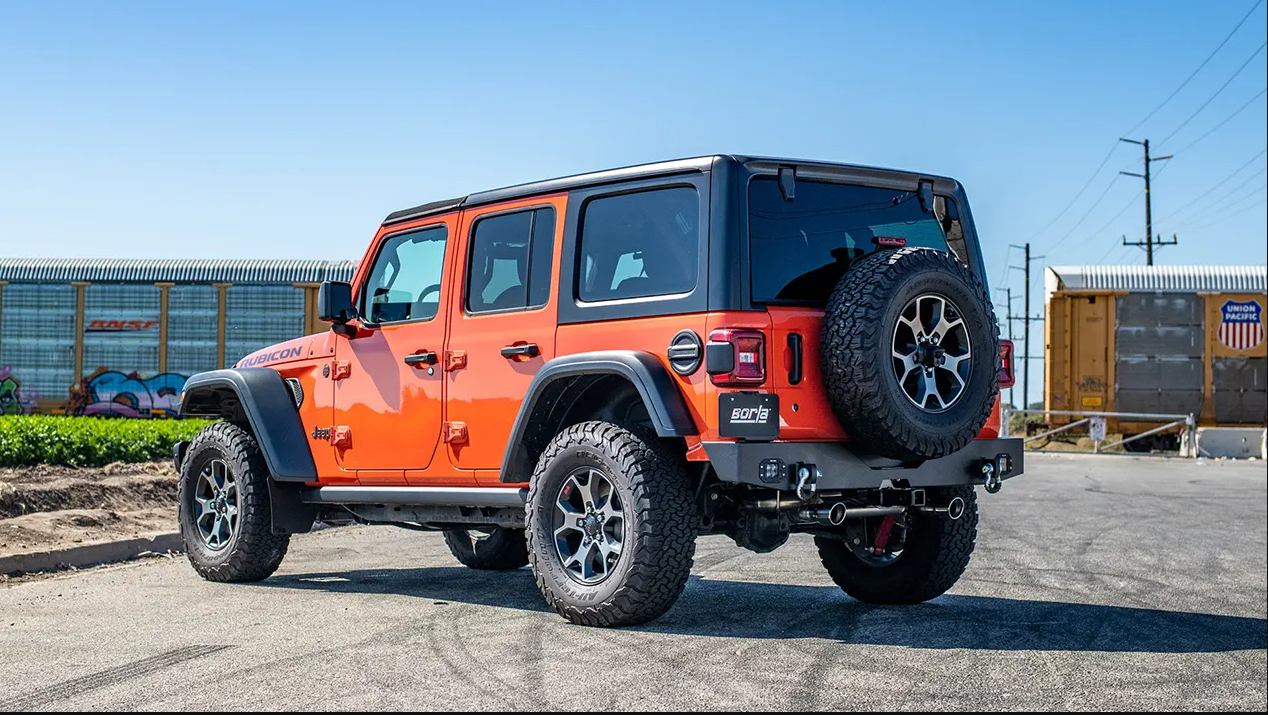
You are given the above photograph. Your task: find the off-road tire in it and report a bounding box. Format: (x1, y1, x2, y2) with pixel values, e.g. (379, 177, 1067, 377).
(442, 528, 529, 570)
(820, 247, 1000, 460)
(179, 422, 289, 582)
(526, 421, 696, 627)
(815, 486, 978, 604)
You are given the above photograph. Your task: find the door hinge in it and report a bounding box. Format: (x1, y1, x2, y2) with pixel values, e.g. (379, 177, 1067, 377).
(331, 426, 352, 447)
(332, 360, 352, 381)
(443, 421, 468, 445)
(445, 350, 467, 372)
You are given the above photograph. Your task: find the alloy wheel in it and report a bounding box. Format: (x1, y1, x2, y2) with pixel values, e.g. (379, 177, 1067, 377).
(552, 467, 626, 585)
(193, 458, 238, 550)
(891, 293, 973, 413)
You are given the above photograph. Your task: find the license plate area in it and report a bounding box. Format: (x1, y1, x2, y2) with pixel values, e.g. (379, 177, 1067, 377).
(719, 393, 779, 441)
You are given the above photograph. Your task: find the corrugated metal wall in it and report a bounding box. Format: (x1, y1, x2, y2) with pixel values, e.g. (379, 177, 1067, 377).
(1213, 357, 1267, 423)
(0, 284, 77, 397)
(1114, 293, 1205, 415)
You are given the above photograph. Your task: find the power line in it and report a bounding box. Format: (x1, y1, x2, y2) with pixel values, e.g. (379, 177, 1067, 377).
(1021, 1, 1264, 266)
(1122, 0, 1266, 136)
(1181, 181, 1268, 226)
(1086, 188, 1146, 242)
(1176, 168, 1268, 224)
(1024, 141, 1121, 244)
(1043, 174, 1123, 253)
(1157, 148, 1268, 221)
(1193, 196, 1268, 229)
(1171, 86, 1267, 155)
(1158, 40, 1268, 146)
(992, 244, 1017, 295)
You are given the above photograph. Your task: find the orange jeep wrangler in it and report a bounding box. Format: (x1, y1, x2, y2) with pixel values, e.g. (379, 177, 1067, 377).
(176, 155, 1021, 627)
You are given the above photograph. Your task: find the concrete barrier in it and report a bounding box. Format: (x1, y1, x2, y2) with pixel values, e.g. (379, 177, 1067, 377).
(0, 532, 181, 576)
(1194, 427, 1268, 460)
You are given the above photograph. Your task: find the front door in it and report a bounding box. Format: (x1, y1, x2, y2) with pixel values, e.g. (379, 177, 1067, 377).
(445, 196, 564, 476)
(332, 217, 457, 479)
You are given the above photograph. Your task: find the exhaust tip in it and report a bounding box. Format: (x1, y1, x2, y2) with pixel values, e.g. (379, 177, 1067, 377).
(947, 497, 965, 521)
(827, 502, 847, 526)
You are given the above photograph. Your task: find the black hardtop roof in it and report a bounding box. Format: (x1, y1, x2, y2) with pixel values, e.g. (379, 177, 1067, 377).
(382, 154, 960, 226)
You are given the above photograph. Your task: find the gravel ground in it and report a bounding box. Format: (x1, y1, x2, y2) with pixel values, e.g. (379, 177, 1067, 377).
(0, 453, 1264, 711)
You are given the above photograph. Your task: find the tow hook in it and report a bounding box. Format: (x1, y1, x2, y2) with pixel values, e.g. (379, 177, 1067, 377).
(981, 461, 1002, 494)
(795, 464, 819, 501)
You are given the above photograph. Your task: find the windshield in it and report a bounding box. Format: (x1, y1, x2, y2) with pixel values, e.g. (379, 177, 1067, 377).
(748, 177, 965, 305)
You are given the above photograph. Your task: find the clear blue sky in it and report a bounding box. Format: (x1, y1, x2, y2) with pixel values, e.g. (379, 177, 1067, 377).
(2, 1, 1266, 404)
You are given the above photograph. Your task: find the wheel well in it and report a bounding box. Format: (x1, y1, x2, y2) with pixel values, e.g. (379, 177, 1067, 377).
(509, 374, 657, 482)
(182, 385, 248, 425)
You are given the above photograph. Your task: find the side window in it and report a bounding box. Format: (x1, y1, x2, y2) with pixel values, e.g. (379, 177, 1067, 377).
(363, 225, 448, 324)
(466, 207, 556, 313)
(577, 187, 699, 302)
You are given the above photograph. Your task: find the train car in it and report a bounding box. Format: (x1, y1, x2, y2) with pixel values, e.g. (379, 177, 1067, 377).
(1044, 265, 1267, 450)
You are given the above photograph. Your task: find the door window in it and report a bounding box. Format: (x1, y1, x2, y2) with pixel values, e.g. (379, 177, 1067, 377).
(362, 225, 448, 324)
(466, 207, 557, 313)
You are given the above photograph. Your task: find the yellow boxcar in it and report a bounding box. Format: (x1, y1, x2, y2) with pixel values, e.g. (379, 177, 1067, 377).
(1044, 266, 1267, 445)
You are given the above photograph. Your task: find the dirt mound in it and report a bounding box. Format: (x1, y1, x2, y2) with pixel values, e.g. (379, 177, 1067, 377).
(0, 462, 179, 561)
(1, 507, 175, 554)
(0, 462, 177, 518)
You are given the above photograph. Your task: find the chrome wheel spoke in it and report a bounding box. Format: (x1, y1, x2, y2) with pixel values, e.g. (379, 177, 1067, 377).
(916, 373, 943, 409)
(598, 537, 622, 560)
(195, 496, 215, 520)
(576, 471, 599, 510)
(892, 349, 919, 378)
(942, 351, 970, 375)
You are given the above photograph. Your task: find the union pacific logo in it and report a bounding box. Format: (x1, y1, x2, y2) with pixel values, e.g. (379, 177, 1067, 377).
(237, 345, 304, 367)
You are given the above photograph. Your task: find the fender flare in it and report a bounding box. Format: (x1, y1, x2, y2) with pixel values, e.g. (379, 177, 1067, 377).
(499, 351, 698, 482)
(179, 368, 317, 482)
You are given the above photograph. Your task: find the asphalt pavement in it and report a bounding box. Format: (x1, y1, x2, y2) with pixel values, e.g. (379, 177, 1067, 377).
(1, 453, 1265, 711)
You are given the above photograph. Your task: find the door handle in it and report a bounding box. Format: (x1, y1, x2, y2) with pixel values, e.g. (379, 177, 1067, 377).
(404, 351, 438, 367)
(500, 343, 540, 359)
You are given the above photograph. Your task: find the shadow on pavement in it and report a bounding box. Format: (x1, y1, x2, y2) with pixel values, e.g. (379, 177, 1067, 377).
(259, 567, 1267, 654)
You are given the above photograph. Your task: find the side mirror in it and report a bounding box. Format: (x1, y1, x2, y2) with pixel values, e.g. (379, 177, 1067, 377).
(318, 281, 355, 325)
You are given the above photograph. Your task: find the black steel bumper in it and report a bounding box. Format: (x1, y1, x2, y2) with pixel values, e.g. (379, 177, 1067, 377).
(702, 438, 1024, 491)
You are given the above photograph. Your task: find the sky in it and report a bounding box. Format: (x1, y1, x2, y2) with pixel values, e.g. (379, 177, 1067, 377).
(2, 1, 1267, 405)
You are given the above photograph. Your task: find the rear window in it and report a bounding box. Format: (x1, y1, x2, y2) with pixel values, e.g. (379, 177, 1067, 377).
(578, 187, 699, 302)
(749, 177, 965, 305)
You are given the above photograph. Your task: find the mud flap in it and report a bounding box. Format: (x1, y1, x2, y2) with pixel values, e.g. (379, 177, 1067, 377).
(268, 480, 317, 535)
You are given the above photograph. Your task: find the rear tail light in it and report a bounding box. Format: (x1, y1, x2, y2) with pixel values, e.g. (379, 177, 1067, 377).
(998, 340, 1016, 388)
(706, 329, 767, 386)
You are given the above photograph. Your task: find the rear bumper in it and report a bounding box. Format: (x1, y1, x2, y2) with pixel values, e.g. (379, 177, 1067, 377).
(702, 438, 1024, 490)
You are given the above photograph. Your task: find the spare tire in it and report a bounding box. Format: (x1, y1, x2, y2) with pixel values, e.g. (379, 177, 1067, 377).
(820, 248, 1000, 461)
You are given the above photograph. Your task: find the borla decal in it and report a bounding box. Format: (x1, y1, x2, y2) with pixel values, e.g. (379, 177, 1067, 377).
(1218, 299, 1264, 351)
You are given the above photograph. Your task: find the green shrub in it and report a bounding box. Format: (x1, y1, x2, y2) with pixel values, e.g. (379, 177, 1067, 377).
(0, 415, 213, 467)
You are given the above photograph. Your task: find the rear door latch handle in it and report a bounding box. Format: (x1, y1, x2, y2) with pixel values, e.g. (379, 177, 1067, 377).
(500, 343, 540, 358)
(403, 351, 438, 367)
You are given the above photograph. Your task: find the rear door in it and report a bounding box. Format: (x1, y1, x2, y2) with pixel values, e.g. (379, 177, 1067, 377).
(332, 216, 457, 482)
(746, 175, 970, 440)
(444, 196, 564, 478)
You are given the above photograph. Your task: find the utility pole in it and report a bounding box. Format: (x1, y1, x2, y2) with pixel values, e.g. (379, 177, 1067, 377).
(1009, 242, 1045, 409)
(1119, 137, 1176, 265)
(994, 286, 1018, 409)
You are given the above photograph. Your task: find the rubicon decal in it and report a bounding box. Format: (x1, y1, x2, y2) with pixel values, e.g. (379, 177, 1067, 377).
(238, 345, 304, 367)
(86, 319, 158, 332)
